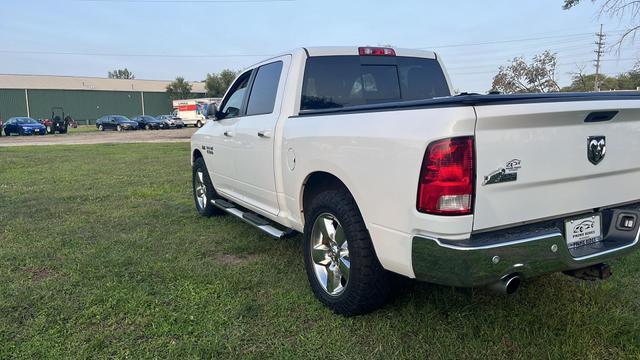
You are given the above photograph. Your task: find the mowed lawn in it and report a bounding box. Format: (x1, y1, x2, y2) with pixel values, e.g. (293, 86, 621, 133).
(1, 143, 640, 359)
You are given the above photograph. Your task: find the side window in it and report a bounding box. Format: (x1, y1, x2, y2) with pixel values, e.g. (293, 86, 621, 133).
(220, 71, 252, 119)
(246, 61, 283, 116)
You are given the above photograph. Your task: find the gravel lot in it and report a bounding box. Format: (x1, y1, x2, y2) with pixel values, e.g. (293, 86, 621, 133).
(0, 127, 197, 147)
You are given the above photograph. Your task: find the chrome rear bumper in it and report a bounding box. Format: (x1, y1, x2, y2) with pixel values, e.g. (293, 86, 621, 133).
(412, 204, 640, 287)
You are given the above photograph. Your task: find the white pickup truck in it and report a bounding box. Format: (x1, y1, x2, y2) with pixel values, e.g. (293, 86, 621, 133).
(191, 46, 640, 315)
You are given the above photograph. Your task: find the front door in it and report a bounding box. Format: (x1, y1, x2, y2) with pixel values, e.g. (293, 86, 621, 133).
(233, 57, 289, 215)
(202, 70, 253, 197)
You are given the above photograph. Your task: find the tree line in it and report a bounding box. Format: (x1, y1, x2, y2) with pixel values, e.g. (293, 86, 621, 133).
(108, 68, 240, 100)
(490, 51, 640, 94)
(165, 70, 240, 100)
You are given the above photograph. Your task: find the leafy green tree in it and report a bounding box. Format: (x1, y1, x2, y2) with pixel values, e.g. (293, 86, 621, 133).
(166, 76, 193, 101)
(561, 73, 617, 91)
(491, 51, 560, 93)
(561, 65, 640, 91)
(205, 69, 239, 97)
(108, 68, 135, 79)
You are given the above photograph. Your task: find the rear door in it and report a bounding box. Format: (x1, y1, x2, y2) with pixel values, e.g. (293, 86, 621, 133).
(473, 99, 640, 231)
(232, 57, 289, 215)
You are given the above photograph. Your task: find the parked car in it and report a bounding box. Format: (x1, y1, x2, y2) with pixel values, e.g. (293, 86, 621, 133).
(157, 115, 184, 129)
(191, 46, 640, 316)
(131, 115, 161, 130)
(3, 117, 47, 136)
(95, 115, 138, 131)
(0, 118, 3, 137)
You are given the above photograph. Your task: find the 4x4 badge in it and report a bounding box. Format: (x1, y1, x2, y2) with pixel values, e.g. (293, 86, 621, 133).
(587, 136, 606, 165)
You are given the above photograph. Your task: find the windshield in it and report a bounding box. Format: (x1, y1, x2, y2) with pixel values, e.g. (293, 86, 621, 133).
(17, 117, 39, 124)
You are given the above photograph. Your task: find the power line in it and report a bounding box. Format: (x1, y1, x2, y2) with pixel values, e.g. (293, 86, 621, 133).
(0, 50, 271, 58)
(448, 58, 638, 76)
(0, 39, 602, 60)
(418, 31, 625, 49)
(77, 0, 294, 2)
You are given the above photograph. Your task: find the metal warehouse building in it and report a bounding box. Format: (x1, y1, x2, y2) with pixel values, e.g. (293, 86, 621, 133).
(0, 74, 206, 124)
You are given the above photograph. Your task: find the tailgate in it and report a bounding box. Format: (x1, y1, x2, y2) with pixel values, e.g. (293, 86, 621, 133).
(473, 99, 640, 231)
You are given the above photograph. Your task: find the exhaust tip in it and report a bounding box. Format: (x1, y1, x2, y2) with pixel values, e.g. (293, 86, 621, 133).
(489, 274, 521, 294)
(504, 275, 521, 295)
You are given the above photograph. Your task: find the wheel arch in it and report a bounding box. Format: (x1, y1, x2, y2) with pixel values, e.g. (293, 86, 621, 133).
(300, 171, 362, 226)
(192, 148, 203, 164)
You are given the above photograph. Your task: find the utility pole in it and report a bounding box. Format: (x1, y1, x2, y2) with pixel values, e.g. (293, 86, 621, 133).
(594, 24, 606, 92)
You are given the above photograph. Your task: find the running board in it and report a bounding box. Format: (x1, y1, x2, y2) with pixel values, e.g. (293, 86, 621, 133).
(211, 199, 296, 239)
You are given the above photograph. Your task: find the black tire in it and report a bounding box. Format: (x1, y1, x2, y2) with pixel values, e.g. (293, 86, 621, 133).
(18, 128, 24, 136)
(192, 157, 224, 217)
(145, 124, 150, 130)
(4, 129, 9, 136)
(46, 125, 53, 134)
(60, 126, 67, 134)
(116, 125, 122, 132)
(196, 120, 203, 128)
(303, 189, 393, 316)
(98, 124, 104, 131)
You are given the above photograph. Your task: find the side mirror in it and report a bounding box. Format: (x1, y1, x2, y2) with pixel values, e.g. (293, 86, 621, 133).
(206, 104, 219, 120)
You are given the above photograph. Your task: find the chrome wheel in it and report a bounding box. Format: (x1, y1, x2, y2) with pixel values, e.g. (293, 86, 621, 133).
(310, 213, 350, 296)
(194, 170, 207, 209)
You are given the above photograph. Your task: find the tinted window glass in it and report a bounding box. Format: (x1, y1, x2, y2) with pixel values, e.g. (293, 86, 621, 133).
(246, 61, 283, 116)
(220, 72, 251, 118)
(17, 117, 37, 124)
(113, 116, 130, 122)
(301, 56, 450, 111)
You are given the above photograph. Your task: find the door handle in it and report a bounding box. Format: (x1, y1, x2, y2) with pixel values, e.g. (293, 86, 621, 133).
(224, 130, 234, 137)
(257, 130, 272, 138)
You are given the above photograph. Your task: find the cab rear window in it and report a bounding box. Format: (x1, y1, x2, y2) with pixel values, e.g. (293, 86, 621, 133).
(301, 55, 450, 111)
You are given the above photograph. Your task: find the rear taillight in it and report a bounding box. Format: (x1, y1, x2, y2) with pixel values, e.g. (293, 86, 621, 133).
(417, 136, 474, 215)
(358, 47, 396, 56)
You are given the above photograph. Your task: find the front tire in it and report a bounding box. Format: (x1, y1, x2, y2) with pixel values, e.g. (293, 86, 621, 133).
(196, 120, 203, 128)
(303, 189, 393, 316)
(98, 124, 104, 131)
(192, 157, 224, 217)
(116, 125, 122, 132)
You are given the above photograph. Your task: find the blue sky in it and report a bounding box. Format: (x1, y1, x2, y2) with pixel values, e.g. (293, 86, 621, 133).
(1, 0, 638, 92)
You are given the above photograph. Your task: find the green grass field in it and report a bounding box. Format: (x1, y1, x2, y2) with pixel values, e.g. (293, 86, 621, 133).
(1, 143, 640, 359)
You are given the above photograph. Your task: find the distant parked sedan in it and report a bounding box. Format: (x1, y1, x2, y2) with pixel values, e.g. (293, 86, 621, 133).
(157, 115, 184, 129)
(3, 117, 47, 136)
(131, 115, 162, 130)
(95, 115, 139, 131)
